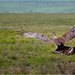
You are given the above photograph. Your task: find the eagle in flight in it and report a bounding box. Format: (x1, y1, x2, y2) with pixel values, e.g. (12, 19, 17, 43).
(23, 25, 75, 55)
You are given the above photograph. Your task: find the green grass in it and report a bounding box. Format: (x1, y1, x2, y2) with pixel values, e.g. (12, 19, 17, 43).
(0, 13, 75, 74)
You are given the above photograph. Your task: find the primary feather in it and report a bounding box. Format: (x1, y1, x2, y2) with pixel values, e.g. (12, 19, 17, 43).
(23, 32, 53, 43)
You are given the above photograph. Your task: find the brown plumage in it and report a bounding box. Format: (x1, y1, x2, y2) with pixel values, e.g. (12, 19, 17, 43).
(53, 43, 75, 55)
(23, 25, 75, 55)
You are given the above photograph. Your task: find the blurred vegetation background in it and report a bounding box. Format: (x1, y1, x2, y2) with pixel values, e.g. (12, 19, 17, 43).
(0, 14, 75, 74)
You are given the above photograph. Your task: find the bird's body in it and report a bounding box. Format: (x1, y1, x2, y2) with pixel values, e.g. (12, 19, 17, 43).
(23, 25, 75, 55)
(53, 44, 75, 55)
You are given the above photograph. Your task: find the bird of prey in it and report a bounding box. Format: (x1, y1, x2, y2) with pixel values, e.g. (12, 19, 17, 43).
(23, 25, 75, 55)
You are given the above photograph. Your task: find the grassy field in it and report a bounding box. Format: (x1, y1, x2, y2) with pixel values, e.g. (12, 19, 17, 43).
(0, 13, 75, 74)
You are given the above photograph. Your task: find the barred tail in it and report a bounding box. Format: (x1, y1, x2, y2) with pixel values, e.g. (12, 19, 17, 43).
(23, 32, 50, 42)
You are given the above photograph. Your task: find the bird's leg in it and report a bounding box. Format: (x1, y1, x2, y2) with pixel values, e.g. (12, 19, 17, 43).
(52, 32, 57, 38)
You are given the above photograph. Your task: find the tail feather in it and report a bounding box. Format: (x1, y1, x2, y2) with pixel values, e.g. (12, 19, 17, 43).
(23, 32, 50, 42)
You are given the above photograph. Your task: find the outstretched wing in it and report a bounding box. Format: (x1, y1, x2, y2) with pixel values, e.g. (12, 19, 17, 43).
(23, 32, 59, 49)
(23, 32, 54, 43)
(62, 25, 75, 43)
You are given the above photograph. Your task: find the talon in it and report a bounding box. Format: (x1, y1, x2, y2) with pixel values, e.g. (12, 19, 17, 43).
(69, 47, 73, 53)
